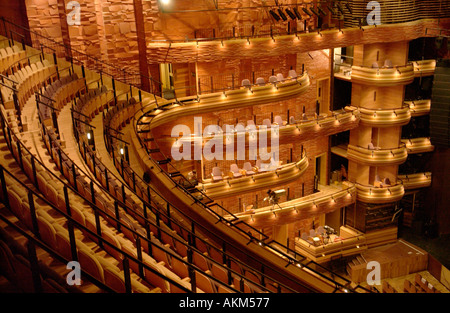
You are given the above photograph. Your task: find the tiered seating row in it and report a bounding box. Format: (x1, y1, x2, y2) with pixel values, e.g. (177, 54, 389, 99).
(0, 45, 26, 74)
(38, 73, 86, 126)
(0, 212, 89, 293)
(0, 162, 160, 293)
(1, 59, 57, 111)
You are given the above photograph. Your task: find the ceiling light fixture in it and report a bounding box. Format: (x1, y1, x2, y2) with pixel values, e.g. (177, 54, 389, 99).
(285, 8, 297, 20)
(293, 7, 303, 19)
(269, 9, 281, 21)
(302, 7, 313, 17)
(278, 8, 288, 21)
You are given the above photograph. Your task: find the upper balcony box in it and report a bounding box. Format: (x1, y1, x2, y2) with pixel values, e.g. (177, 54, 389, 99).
(346, 105, 411, 128)
(356, 182, 405, 204)
(351, 64, 415, 87)
(347, 144, 408, 166)
(405, 100, 431, 117)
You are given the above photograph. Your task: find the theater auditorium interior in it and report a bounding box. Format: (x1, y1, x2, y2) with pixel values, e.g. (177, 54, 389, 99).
(0, 0, 449, 295)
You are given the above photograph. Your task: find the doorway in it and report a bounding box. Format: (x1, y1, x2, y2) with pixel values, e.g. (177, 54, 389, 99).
(159, 63, 175, 99)
(315, 153, 328, 191)
(317, 77, 330, 115)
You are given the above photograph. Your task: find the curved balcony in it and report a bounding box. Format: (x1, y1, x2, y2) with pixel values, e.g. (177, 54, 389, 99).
(346, 105, 411, 128)
(228, 183, 356, 228)
(355, 182, 405, 204)
(351, 64, 415, 87)
(347, 144, 408, 166)
(406, 100, 431, 117)
(402, 137, 435, 154)
(199, 155, 309, 199)
(170, 109, 360, 149)
(398, 173, 432, 190)
(147, 73, 310, 129)
(413, 60, 436, 77)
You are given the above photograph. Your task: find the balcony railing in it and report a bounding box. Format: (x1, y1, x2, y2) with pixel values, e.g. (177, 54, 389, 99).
(347, 144, 408, 166)
(413, 60, 437, 77)
(142, 73, 310, 129)
(398, 172, 432, 189)
(351, 63, 415, 86)
(355, 182, 405, 204)
(346, 105, 411, 127)
(402, 137, 435, 154)
(199, 154, 309, 199)
(406, 100, 431, 116)
(230, 182, 356, 228)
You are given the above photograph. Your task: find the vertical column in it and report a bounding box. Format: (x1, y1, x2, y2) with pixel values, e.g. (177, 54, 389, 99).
(133, 0, 151, 92)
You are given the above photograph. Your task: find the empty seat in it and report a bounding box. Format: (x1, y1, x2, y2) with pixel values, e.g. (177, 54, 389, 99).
(269, 76, 277, 85)
(229, 164, 242, 178)
(242, 162, 256, 175)
(276, 73, 284, 82)
(255, 77, 265, 86)
(273, 115, 284, 126)
(384, 59, 393, 68)
(241, 79, 251, 88)
(78, 248, 105, 283)
(288, 70, 297, 78)
(211, 167, 223, 182)
(262, 119, 271, 128)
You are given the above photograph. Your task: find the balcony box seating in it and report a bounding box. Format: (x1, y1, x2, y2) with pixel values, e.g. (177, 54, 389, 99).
(255, 77, 265, 86)
(241, 79, 251, 88)
(229, 164, 243, 179)
(288, 70, 297, 79)
(242, 162, 256, 176)
(269, 76, 277, 85)
(273, 115, 285, 126)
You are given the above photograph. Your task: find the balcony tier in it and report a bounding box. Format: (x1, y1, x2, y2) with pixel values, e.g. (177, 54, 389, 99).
(413, 60, 436, 77)
(347, 144, 408, 166)
(355, 182, 405, 204)
(346, 105, 411, 128)
(199, 155, 309, 199)
(351, 64, 415, 87)
(402, 137, 435, 154)
(398, 172, 432, 190)
(406, 100, 431, 117)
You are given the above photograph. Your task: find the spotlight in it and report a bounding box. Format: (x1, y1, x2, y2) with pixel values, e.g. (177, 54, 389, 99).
(285, 8, 297, 20)
(269, 10, 281, 21)
(278, 8, 288, 21)
(160, 0, 170, 4)
(326, 4, 336, 15)
(310, 7, 321, 17)
(337, 3, 345, 14)
(317, 6, 327, 16)
(302, 8, 313, 17)
(345, 2, 353, 14)
(293, 7, 303, 19)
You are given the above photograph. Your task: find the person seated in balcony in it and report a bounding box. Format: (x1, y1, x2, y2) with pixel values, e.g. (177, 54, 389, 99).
(368, 142, 380, 150)
(187, 170, 199, 186)
(340, 164, 348, 181)
(374, 174, 383, 187)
